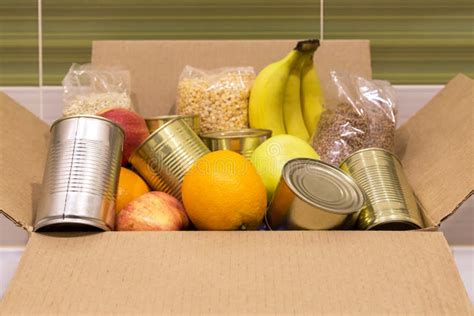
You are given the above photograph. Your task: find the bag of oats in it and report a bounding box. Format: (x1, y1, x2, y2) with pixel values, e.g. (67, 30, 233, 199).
(62, 63, 133, 116)
(176, 66, 255, 133)
(311, 71, 397, 166)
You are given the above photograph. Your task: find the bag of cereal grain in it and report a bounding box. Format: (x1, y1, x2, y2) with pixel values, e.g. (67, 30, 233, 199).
(62, 63, 133, 116)
(311, 71, 397, 166)
(176, 66, 255, 133)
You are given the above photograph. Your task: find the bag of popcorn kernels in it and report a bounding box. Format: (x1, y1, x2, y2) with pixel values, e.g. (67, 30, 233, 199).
(176, 66, 255, 133)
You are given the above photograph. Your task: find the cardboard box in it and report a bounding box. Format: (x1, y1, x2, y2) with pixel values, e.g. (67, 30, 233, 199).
(0, 40, 473, 314)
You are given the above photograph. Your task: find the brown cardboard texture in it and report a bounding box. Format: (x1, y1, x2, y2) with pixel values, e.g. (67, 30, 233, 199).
(91, 39, 372, 116)
(0, 41, 473, 314)
(0, 92, 49, 231)
(1, 232, 472, 315)
(395, 74, 474, 226)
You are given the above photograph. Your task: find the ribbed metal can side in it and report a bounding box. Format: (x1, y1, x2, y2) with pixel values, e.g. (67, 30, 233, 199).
(35, 115, 124, 231)
(130, 118, 210, 200)
(340, 148, 424, 230)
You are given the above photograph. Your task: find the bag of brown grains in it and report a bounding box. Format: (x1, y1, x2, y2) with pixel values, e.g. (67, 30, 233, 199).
(176, 66, 255, 133)
(311, 71, 397, 166)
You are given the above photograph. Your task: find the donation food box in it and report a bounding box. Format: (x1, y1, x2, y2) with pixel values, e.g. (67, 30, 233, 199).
(0, 40, 472, 315)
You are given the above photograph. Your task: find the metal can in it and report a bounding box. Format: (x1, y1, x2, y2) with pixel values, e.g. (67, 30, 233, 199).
(340, 148, 424, 230)
(35, 115, 124, 232)
(266, 158, 365, 230)
(200, 128, 272, 159)
(129, 118, 210, 200)
(145, 114, 200, 135)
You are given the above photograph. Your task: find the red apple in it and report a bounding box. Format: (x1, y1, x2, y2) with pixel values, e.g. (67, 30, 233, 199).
(98, 108, 149, 166)
(115, 191, 189, 231)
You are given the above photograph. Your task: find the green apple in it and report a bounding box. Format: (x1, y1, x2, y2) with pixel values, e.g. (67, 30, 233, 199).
(250, 134, 320, 202)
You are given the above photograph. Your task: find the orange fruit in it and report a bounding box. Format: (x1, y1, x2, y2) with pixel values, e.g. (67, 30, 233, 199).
(116, 167, 150, 213)
(182, 150, 267, 230)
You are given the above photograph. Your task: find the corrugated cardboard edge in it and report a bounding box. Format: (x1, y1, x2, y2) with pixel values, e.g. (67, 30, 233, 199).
(1, 231, 472, 315)
(0, 92, 49, 231)
(0, 210, 32, 232)
(440, 191, 473, 223)
(395, 73, 474, 226)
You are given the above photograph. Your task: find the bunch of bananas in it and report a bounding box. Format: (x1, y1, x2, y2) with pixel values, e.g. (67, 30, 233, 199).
(249, 39, 324, 141)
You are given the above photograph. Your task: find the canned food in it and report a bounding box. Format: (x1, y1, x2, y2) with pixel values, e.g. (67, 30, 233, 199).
(200, 128, 271, 159)
(266, 158, 365, 230)
(340, 148, 424, 230)
(129, 118, 210, 200)
(35, 115, 124, 231)
(145, 114, 200, 135)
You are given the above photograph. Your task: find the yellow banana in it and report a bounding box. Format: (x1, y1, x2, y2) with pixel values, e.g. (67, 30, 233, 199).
(249, 50, 300, 135)
(301, 53, 324, 137)
(282, 52, 310, 140)
(249, 39, 321, 136)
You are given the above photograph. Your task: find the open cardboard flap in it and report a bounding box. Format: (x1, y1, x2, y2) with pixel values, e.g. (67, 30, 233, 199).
(0, 93, 49, 231)
(91, 39, 372, 116)
(1, 231, 471, 314)
(395, 74, 474, 226)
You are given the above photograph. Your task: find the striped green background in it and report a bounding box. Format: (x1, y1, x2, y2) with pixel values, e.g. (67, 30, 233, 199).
(1, 0, 473, 85)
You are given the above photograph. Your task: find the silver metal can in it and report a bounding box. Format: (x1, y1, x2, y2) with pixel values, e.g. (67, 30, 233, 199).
(340, 148, 424, 230)
(266, 158, 365, 230)
(145, 114, 200, 135)
(129, 118, 210, 200)
(200, 128, 272, 159)
(35, 115, 124, 231)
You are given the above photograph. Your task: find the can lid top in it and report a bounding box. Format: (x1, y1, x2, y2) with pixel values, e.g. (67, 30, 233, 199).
(200, 128, 272, 139)
(283, 158, 365, 215)
(50, 115, 125, 135)
(145, 114, 199, 121)
(340, 147, 402, 167)
(129, 117, 185, 161)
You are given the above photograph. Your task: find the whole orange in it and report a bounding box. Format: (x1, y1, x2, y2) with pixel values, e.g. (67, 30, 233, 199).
(182, 150, 267, 230)
(116, 167, 150, 213)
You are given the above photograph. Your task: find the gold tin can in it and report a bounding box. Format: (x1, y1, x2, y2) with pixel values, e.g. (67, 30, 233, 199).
(129, 118, 210, 200)
(340, 148, 424, 230)
(145, 114, 200, 135)
(200, 128, 272, 159)
(266, 158, 365, 230)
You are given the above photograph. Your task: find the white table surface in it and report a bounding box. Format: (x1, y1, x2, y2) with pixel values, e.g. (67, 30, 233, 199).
(1, 247, 473, 304)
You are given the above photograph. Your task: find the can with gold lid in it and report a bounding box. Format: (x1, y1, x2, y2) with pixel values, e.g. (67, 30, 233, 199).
(340, 148, 424, 230)
(129, 118, 209, 200)
(200, 128, 271, 159)
(266, 158, 365, 230)
(145, 114, 200, 134)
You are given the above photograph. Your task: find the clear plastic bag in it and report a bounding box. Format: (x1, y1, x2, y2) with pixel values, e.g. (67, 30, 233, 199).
(176, 66, 255, 133)
(311, 71, 397, 166)
(62, 63, 132, 116)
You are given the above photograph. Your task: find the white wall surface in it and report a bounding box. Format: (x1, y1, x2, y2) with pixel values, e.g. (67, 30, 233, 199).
(0, 86, 472, 246)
